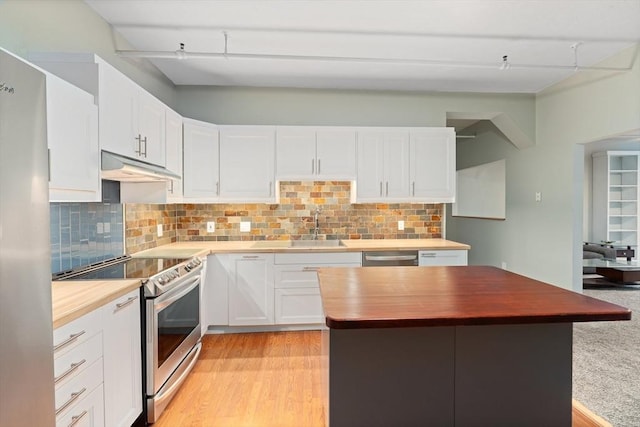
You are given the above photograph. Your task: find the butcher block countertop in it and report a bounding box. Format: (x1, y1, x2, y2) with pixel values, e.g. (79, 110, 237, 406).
(51, 279, 141, 329)
(132, 238, 469, 257)
(318, 266, 631, 329)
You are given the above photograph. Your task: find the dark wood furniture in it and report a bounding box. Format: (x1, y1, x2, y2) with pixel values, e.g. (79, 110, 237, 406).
(318, 266, 631, 427)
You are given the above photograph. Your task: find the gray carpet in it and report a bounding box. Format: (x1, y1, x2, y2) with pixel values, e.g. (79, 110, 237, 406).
(573, 282, 640, 426)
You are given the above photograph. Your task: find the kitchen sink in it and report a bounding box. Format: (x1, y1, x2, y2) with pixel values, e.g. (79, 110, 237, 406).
(289, 240, 344, 248)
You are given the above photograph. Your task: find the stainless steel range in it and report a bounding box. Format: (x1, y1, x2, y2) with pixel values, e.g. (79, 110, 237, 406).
(53, 255, 204, 424)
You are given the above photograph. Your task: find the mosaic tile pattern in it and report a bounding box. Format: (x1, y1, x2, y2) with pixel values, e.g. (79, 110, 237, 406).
(125, 181, 443, 251)
(125, 204, 179, 254)
(50, 202, 124, 274)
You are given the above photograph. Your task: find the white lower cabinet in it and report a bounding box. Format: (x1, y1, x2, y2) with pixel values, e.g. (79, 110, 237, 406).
(102, 289, 142, 427)
(418, 250, 468, 266)
(53, 288, 142, 427)
(227, 253, 275, 326)
(274, 252, 361, 325)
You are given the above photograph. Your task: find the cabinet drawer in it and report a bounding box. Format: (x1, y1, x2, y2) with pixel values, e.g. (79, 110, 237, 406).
(274, 264, 360, 288)
(56, 383, 104, 427)
(275, 288, 324, 324)
(274, 252, 361, 265)
(55, 358, 103, 417)
(418, 250, 468, 266)
(53, 308, 102, 358)
(54, 332, 103, 387)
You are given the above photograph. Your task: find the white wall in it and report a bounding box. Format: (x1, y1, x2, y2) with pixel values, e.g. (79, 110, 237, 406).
(0, 0, 176, 107)
(448, 46, 640, 291)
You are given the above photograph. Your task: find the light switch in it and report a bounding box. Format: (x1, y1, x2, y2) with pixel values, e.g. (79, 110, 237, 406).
(207, 221, 216, 233)
(157, 224, 163, 237)
(398, 220, 405, 231)
(240, 221, 251, 232)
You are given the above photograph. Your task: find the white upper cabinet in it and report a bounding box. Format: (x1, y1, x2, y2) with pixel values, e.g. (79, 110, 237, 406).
(165, 108, 183, 201)
(219, 126, 276, 202)
(46, 73, 100, 202)
(99, 60, 166, 166)
(183, 119, 220, 199)
(276, 127, 356, 180)
(410, 128, 456, 202)
(30, 53, 169, 168)
(356, 129, 411, 201)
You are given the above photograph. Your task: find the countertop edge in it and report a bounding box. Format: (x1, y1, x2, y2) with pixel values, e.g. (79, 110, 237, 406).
(52, 279, 142, 329)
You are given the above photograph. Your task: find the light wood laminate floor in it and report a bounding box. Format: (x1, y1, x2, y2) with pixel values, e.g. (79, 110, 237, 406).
(155, 331, 609, 427)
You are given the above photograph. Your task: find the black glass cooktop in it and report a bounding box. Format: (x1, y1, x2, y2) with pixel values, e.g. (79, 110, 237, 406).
(53, 257, 187, 281)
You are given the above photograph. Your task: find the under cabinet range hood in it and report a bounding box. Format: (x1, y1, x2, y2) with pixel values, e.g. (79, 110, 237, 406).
(101, 151, 180, 182)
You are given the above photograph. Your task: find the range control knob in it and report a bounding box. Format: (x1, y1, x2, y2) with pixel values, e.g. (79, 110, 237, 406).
(156, 276, 167, 285)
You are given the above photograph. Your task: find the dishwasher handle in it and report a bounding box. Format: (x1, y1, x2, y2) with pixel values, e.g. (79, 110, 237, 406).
(364, 255, 417, 262)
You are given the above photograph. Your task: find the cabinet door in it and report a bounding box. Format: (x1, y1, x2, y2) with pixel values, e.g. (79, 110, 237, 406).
(55, 384, 104, 427)
(165, 108, 183, 200)
(137, 92, 166, 166)
(228, 254, 274, 326)
(356, 131, 385, 200)
(183, 120, 219, 199)
(383, 131, 410, 199)
(410, 129, 456, 202)
(276, 127, 316, 178)
(98, 62, 137, 158)
(275, 288, 324, 325)
(46, 75, 100, 202)
(102, 289, 142, 427)
(316, 129, 357, 179)
(219, 127, 275, 201)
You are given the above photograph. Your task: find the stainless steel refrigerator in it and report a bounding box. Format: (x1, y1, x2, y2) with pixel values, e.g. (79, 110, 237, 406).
(0, 48, 55, 426)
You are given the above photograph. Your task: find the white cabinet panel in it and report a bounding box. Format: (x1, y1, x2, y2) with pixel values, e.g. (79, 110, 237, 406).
(183, 119, 219, 199)
(102, 289, 142, 427)
(165, 108, 183, 201)
(228, 254, 275, 326)
(46, 74, 99, 202)
(55, 385, 104, 427)
(136, 91, 166, 167)
(99, 60, 137, 159)
(410, 128, 456, 202)
(316, 128, 357, 179)
(275, 288, 324, 324)
(418, 250, 468, 266)
(219, 126, 276, 202)
(276, 127, 317, 178)
(275, 127, 356, 180)
(357, 130, 410, 201)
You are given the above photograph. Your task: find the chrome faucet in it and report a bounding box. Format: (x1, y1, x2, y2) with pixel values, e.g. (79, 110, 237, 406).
(313, 207, 322, 240)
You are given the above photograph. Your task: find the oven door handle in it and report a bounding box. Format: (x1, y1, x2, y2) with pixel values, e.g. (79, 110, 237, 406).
(153, 276, 201, 313)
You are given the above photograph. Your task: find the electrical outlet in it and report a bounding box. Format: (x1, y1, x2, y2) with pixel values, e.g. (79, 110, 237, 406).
(398, 220, 405, 231)
(96, 223, 103, 234)
(535, 192, 542, 202)
(157, 224, 163, 237)
(207, 221, 216, 233)
(103, 223, 110, 233)
(240, 221, 251, 232)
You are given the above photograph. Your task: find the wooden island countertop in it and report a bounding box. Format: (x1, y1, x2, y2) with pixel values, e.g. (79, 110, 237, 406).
(318, 265, 631, 329)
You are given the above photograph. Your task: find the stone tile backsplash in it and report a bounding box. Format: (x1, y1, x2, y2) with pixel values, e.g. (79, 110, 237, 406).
(125, 181, 443, 253)
(50, 202, 124, 274)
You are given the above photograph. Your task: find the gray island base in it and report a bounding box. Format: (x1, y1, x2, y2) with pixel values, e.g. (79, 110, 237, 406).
(318, 266, 631, 427)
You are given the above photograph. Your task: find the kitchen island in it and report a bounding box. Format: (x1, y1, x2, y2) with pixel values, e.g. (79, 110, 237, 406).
(318, 266, 631, 427)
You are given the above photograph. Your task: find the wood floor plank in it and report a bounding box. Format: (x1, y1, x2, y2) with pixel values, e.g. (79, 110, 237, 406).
(154, 331, 608, 427)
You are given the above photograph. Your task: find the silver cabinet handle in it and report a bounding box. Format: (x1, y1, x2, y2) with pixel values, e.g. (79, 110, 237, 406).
(318, 159, 321, 174)
(141, 136, 148, 157)
(115, 295, 138, 312)
(168, 180, 174, 194)
(311, 158, 315, 174)
(68, 410, 88, 427)
(55, 359, 86, 384)
(379, 182, 383, 196)
(56, 388, 86, 416)
(386, 181, 389, 196)
(216, 181, 219, 196)
(54, 331, 86, 352)
(421, 252, 436, 258)
(242, 255, 260, 259)
(269, 181, 273, 196)
(412, 181, 415, 196)
(135, 134, 142, 155)
(302, 266, 319, 271)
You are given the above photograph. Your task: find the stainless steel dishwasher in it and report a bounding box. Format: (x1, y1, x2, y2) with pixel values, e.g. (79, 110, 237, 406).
(362, 250, 419, 266)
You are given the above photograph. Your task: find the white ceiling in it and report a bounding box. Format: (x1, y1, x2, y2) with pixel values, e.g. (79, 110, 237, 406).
(86, 0, 640, 94)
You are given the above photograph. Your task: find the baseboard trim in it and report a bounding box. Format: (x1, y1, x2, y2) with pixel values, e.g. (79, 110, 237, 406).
(572, 399, 612, 427)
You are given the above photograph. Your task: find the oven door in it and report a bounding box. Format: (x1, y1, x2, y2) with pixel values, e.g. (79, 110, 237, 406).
(147, 272, 201, 396)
